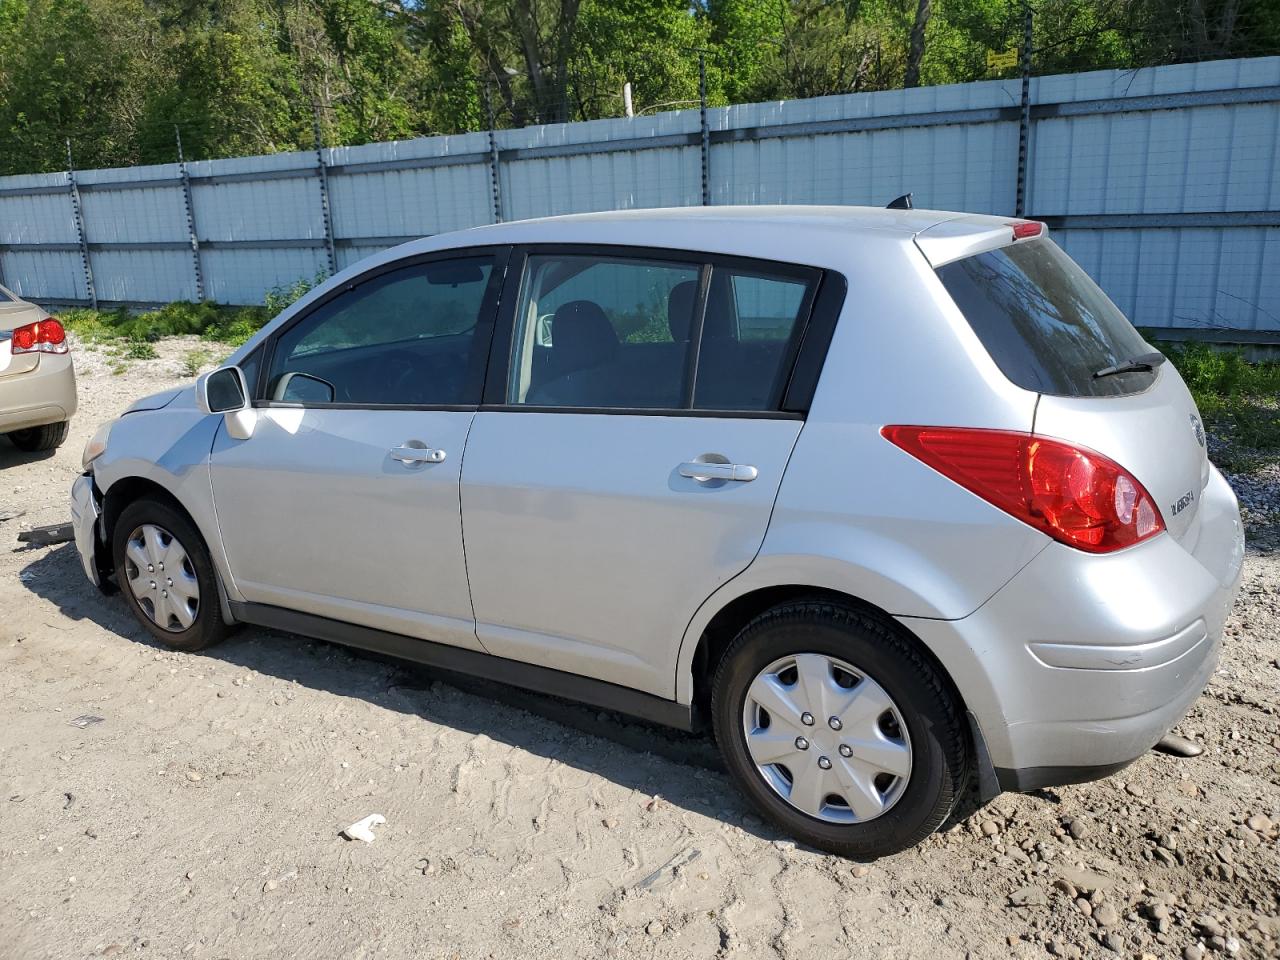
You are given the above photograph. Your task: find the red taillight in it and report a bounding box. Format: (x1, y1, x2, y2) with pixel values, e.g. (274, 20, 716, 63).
(11, 324, 36, 351)
(10, 318, 68, 355)
(882, 426, 1164, 553)
(1008, 220, 1043, 240)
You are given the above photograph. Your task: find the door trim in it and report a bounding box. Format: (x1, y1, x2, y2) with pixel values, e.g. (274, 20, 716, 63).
(229, 601, 696, 731)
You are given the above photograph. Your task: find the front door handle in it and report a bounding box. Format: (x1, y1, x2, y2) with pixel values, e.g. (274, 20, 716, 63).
(390, 444, 446, 464)
(678, 460, 758, 482)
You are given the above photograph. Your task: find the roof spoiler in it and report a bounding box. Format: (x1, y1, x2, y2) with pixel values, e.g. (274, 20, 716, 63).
(886, 193, 913, 210)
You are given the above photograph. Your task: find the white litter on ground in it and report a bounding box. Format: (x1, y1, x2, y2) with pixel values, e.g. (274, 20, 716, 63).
(341, 814, 385, 843)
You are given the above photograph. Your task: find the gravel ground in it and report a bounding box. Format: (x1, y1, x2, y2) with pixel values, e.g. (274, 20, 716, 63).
(1, 339, 1278, 960)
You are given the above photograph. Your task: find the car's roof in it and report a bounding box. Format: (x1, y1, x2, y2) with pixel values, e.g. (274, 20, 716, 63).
(376, 204, 1023, 274)
(470, 205, 967, 236)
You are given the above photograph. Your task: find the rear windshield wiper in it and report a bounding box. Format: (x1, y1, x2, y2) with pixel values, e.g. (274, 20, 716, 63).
(1092, 352, 1166, 380)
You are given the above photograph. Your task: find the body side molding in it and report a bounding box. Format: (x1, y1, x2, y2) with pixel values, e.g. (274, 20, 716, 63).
(229, 602, 696, 731)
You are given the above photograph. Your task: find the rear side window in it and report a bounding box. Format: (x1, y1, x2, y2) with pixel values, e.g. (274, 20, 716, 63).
(509, 255, 699, 408)
(0, 286, 13, 303)
(694, 269, 811, 411)
(937, 238, 1154, 397)
(506, 251, 817, 412)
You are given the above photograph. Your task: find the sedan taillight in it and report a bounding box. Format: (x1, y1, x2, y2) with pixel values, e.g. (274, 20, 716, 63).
(882, 425, 1164, 553)
(11, 317, 68, 355)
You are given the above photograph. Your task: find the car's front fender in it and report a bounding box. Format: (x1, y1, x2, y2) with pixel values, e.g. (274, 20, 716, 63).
(92, 405, 244, 604)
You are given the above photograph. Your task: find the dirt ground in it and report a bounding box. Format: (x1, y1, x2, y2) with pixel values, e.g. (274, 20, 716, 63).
(1, 339, 1278, 960)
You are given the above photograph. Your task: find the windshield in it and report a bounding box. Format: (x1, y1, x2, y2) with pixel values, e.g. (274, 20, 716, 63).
(937, 238, 1156, 397)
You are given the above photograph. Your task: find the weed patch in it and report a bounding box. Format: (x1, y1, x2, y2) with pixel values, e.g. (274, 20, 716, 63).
(1163, 343, 1280, 470)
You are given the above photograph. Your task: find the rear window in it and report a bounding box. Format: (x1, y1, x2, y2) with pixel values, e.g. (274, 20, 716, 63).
(0, 286, 13, 303)
(937, 238, 1155, 397)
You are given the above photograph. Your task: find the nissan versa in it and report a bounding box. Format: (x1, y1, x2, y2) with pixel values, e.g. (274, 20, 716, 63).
(71, 207, 1244, 857)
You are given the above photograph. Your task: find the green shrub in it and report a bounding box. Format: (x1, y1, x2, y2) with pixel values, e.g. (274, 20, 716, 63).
(1162, 342, 1280, 464)
(263, 272, 327, 317)
(123, 338, 158, 360)
(181, 347, 214, 377)
(61, 300, 269, 346)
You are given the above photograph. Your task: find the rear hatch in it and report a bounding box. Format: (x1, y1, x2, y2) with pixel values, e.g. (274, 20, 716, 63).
(926, 228, 1209, 547)
(0, 287, 47, 379)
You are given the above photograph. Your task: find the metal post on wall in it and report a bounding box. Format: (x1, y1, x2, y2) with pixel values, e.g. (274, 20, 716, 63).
(698, 50, 711, 206)
(65, 139, 97, 310)
(483, 84, 504, 223)
(175, 126, 205, 301)
(1014, 0, 1033, 218)
(312, 105, 337, 277)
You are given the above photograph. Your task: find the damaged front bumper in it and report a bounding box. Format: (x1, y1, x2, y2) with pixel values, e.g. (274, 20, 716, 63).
(70, 472, 103, 588)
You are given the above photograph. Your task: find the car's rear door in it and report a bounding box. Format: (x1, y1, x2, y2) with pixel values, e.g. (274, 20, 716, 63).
(459, 245, 839, 697)
(209, 248, 507, 650)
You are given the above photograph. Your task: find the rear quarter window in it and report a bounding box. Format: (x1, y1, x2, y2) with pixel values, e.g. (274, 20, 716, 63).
(937, 238, 1155, 397)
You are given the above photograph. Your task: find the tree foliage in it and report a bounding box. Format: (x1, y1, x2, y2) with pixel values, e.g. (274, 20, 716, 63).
(0, 0, 1275, 175)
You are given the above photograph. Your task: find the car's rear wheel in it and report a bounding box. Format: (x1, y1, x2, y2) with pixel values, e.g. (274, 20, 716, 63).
(7, 420, 68, 452)
(111, 498, 229, 651)
(711, 600, 968, 859)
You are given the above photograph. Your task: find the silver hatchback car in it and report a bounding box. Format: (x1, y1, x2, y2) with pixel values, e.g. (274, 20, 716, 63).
(71, 207, 1243, 857)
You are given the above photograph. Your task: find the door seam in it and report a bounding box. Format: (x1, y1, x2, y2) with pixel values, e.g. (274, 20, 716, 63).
(456, 409, 488, 653)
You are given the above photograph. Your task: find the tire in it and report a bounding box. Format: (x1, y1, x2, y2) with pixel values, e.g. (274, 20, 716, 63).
(111, 497, 230, 652)
(711, 600, 968, 859)
(8, 420, 69, 452)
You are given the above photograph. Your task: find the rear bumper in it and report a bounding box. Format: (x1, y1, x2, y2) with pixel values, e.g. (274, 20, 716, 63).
(0, 353, 77, 433)
(903, 465, 1244, 790)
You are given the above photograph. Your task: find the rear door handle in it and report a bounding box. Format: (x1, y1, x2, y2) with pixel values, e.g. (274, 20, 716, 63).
(678, 461, 758, 482)
(391, 444, 446, 464)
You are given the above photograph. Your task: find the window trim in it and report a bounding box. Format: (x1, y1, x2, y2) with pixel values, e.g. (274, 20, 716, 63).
(254, 244, 512, 411)
(481, 242, 836, 417)
(780, 268, 848, 413)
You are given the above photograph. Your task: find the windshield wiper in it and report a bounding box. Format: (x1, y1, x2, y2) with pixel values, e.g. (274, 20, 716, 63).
(1093, 352, 1166, 380)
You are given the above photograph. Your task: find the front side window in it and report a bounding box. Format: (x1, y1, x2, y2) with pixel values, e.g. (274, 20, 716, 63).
(507, 251, 817, 412)
(266, 255, 497, 406)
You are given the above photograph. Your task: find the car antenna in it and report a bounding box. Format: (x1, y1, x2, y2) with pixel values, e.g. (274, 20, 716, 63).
(886, 193, 914, 210)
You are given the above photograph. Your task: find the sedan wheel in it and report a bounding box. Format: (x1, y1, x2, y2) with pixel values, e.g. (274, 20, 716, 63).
(122, 523, 201, 632)
(743, 653, 912, 823)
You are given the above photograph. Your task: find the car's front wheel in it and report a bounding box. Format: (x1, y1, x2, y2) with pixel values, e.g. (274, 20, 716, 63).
(7, 420, 69, 452)
(111, 498, 230, 651)
(711, 600, 969, 859)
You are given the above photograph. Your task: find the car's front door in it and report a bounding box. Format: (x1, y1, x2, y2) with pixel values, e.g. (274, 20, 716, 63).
(460, 247, 825, 696)
(210, 249, 506, 650)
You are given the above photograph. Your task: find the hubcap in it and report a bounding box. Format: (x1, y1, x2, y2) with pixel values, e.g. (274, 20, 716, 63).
(742, 653, 912, 824)
(123, 524, 199, 633)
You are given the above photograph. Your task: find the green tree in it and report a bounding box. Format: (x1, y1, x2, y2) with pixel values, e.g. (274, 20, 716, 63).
(0, 0, 1277, 176)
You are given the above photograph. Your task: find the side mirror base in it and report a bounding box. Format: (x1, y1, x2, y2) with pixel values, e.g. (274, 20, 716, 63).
(224, 408, 257, 441)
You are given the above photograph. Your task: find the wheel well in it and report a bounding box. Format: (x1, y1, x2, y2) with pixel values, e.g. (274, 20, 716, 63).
(689, 585, 969, 728)
(99, 476, 198, 574)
